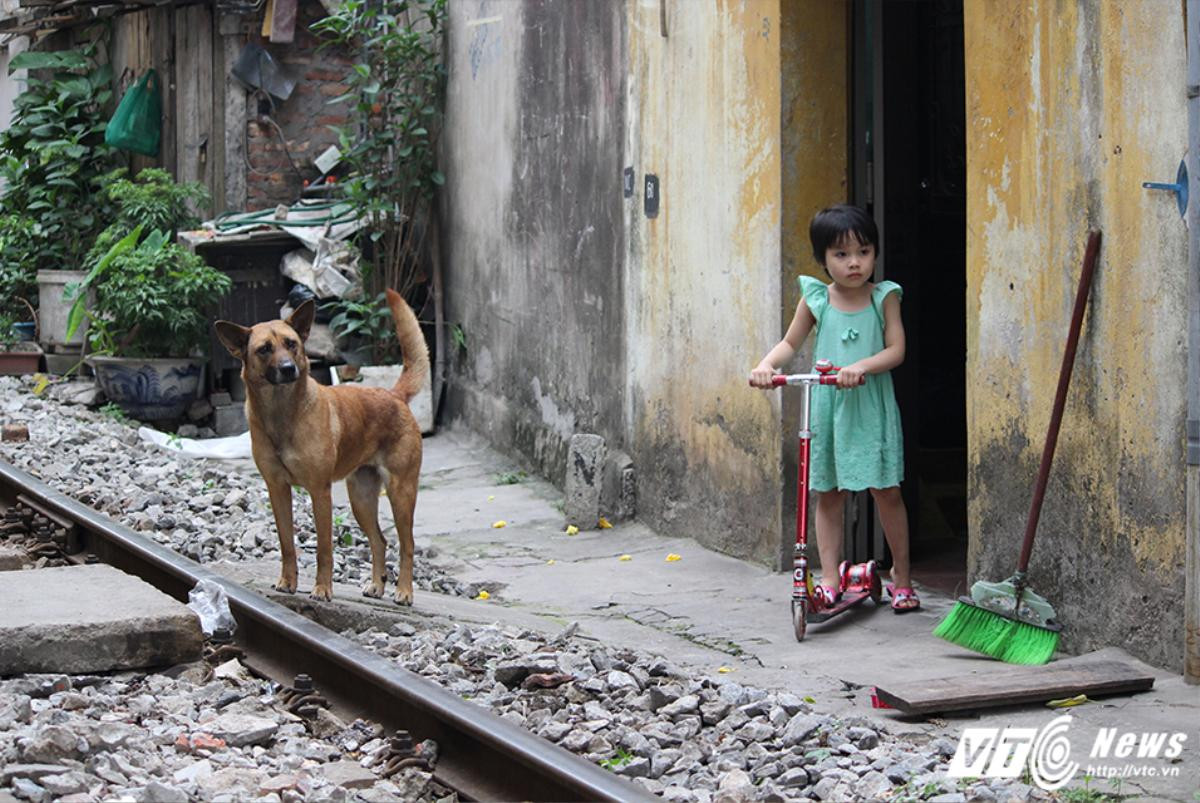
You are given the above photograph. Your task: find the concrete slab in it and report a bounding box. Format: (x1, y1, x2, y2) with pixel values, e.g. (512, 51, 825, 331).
(0, 546, 25, 571)
(0, 564, 204, 676)
(218, 429, 1200, 800)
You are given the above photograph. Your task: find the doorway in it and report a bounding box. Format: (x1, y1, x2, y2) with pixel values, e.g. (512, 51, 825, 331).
(850, 0, 968, 593)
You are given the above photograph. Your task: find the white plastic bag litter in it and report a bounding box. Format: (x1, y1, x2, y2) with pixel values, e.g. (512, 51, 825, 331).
(138, 427, 252, 459)
(187, 578, 237, 636)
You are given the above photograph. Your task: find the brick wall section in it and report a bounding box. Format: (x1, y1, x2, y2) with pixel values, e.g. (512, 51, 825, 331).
(244, 0, 354, 210)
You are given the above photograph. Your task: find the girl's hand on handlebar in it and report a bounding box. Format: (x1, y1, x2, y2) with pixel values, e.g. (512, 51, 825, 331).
(749, 363, 779, 388)
(836, 363, 866, 389)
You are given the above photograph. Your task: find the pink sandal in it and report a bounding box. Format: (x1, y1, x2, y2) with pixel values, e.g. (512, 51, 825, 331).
(886, 583, 920, 614)
(814, 585, 841, 607)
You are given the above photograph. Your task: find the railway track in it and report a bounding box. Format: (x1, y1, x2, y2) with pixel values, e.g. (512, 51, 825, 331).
(0, 456, 648, 802)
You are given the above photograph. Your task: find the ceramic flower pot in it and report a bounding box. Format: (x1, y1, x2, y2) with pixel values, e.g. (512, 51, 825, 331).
(86, 355, 204, 421)
(0, 342, 43, 376)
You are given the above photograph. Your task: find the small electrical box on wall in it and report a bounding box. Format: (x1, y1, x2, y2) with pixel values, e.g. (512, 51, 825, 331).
(644, 174, 660, 218)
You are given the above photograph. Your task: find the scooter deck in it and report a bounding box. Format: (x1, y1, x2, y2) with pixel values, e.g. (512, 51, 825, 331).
(804, 589, 875, 623)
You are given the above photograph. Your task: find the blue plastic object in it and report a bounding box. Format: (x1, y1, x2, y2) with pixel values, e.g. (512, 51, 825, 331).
(1142, 159, 1188, 218)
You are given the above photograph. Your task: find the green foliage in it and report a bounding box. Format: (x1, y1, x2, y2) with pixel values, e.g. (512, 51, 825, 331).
(322, 292, 401, 365)
(598, 748, 633, 771)
(0, 312, 20, 350)
(0, 215, 38, 318)
(334, 511, 354, 546)
(0, 41, 118, 281)
(494, 471, 526, 486)
(98, 401, 129, 423)
(449, 323, 466, 354)
(85, 168, 210, 268)
(67, 226, 232, 358)
(311, 0, 446, 301)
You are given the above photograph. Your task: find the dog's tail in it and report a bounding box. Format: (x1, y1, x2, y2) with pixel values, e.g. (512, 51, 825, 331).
(385, 288, 430, 404)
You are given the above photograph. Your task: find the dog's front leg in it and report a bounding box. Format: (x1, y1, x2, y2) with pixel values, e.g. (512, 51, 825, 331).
(310, 485, 335, 601)
(266, 481, 298, 593)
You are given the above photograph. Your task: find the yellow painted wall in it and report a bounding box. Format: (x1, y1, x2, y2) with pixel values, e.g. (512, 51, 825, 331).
(780, 0, 850, 565)
(624, 0, 785, 561)
(964, 1, 1188, 667)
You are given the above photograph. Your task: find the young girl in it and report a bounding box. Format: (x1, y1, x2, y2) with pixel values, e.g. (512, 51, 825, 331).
(750, 204, 918, 612)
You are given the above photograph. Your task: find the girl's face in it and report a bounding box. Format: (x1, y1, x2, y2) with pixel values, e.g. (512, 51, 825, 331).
(824, 234, 876, 289)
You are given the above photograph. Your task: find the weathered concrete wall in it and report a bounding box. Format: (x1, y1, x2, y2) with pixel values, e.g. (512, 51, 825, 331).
(443, 1, 788, 563)
(964, 1, 1188, 668)
(442, 1, 628, 483)
(622, 0, 781, 561)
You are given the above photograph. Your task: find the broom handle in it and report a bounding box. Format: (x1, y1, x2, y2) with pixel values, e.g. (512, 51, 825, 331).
(1017, 230, 1103, 573)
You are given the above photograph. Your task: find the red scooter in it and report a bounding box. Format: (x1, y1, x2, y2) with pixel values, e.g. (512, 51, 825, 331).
(754, 360, 882, 641)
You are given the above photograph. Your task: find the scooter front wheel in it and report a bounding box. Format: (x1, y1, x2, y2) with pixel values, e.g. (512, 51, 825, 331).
(792, 600, 807, 642)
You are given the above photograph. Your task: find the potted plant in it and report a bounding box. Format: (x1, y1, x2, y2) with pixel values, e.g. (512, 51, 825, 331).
(0, 44, 118, 352)
(0, 216, 39, 342)
(0, 311, 42, 376)
(65, 224, 232, 420)
(323, 292, 434, 433)
(313, 0, 447, 412)
(324, 292, 405, 368)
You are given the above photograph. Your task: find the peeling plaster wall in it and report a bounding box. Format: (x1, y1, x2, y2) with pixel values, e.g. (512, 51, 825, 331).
(442, 1, 627, 481)
(965, 2, 1188, 668)
(623, 0, 782, 561)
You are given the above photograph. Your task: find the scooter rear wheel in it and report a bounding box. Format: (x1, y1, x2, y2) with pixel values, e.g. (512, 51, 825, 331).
(866, 559, 883, 603)
(792, 600, 807, 642)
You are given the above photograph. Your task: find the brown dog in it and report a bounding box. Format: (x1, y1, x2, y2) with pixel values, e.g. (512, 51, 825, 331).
(214, 289, 428, 605)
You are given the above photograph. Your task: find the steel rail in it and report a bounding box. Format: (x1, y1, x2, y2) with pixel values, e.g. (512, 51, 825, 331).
(0, 458, 650, 802)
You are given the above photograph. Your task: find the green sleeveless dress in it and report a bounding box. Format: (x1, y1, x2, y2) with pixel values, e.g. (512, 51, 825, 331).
(798, 276, 904, 492)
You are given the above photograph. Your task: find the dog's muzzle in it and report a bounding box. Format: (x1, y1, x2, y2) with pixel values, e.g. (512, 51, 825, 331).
(268, 360, 299, 385)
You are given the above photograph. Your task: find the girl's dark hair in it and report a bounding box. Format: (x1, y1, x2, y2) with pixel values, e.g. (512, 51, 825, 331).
(809, 204, 880, 265)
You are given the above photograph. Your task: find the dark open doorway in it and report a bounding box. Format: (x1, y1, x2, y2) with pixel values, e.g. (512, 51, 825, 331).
(850, 0, 968, 594)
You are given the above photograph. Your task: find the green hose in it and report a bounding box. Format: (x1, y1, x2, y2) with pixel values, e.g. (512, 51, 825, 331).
(213, 201, 360, 232)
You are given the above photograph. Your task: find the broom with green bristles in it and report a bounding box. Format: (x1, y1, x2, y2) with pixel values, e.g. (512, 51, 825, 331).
(935, 230, 1102, 665)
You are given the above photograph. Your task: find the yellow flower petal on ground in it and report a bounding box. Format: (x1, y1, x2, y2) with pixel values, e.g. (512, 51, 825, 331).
(803, 695, 816, 703)
(665, 553, 682, 562)
(618, 554, 632, 561)
(476, 590, 490, 600)
(32, 374, 50, 396)
(492, 520, 507, 529)
(488, 495, 495, 501)
(565, 525, 579, 535)
(717, 666, 734, 674)
(598, 517, 613, 529)
(546, 559, 556, 565)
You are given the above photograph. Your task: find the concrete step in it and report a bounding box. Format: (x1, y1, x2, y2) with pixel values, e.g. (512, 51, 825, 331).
(0, 564, 204, 676)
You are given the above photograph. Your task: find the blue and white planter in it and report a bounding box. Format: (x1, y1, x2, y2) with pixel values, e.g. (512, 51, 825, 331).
(86, 356, 205, 421)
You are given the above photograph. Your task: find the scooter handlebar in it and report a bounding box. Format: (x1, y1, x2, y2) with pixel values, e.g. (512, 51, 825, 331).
(749, 366, 866, 387)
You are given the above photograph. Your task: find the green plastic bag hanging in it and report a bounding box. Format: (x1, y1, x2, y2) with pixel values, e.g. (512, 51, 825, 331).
(105, 70, 162, 156)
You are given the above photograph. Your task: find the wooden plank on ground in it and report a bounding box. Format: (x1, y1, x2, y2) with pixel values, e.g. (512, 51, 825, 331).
(874, 659, 1155, 715)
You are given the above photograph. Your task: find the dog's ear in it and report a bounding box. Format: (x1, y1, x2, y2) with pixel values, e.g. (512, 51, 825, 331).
(214, 321, 250, 359)
(287, 300, 316, 342)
